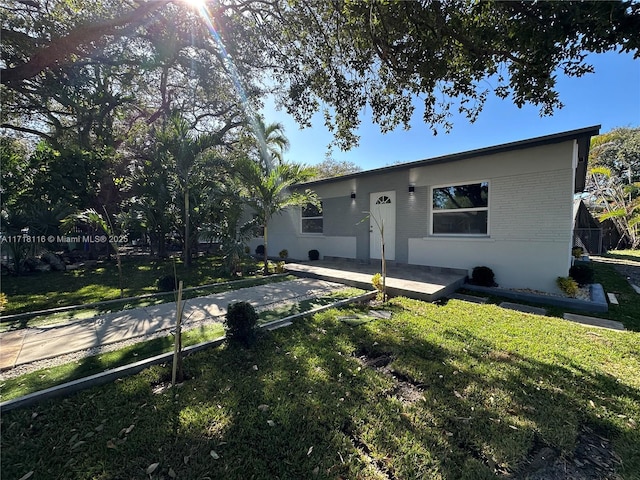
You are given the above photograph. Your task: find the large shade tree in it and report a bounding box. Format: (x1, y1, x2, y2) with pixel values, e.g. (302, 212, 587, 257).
(3, 1, 639, 150)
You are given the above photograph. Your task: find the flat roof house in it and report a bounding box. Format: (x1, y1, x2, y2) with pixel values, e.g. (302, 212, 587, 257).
(250, 126, 600, 293)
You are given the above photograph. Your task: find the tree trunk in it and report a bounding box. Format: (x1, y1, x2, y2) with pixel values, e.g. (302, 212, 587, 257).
(263, 222, 269, 275)
(184, 188, 191, 267)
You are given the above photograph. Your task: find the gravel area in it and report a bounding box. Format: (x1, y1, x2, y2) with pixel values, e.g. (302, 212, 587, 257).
(0, 284, 346, 381)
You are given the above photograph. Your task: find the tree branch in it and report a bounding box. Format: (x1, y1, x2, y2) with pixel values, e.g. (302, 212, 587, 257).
(1, 0, 172, 87)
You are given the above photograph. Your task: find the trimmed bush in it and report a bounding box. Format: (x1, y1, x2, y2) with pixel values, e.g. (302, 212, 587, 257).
(255, 244, 265, 256)
(557, 276, 579, 297)
(0, 292, 7, 313)
(224, 301, 258, 347)
(278, 249, 289, 259)
(569, 264, 594, 285)
(471, 266, 496, 287)
(308, 249, 320, 261)
(157, 275, 178, 292)
(371, 273, 384, 301)
(572, 246, 584, 259)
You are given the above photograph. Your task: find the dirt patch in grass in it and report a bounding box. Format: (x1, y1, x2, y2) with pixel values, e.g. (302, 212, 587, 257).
(355, 348, 624, 480)
(518, 426, 622, 480)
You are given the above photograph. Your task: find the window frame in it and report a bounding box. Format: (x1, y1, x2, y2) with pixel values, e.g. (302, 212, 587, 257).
(300, 201, 324, 235)
(430, 180, 490, 236)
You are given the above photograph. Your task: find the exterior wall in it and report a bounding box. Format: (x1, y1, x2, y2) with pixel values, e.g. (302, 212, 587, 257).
(405, 140, 575, 292)
(262, 139, 577, 293)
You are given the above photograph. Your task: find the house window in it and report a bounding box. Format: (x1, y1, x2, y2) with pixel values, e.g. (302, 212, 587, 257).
(301, 202, 323, 234)
(432, 181, 489, 235)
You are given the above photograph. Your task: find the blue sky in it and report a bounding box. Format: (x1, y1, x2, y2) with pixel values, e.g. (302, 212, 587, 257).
(262, 51, 640, 171)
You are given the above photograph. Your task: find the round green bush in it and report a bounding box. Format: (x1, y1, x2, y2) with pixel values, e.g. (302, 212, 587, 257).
(224, 301, 258, 347)
(471, 266, 496, 287)
(157, 275, 178, 292)
(308, 249, 320, 261)
(255, 245, 265, 256)
(569, 264, 594, 286)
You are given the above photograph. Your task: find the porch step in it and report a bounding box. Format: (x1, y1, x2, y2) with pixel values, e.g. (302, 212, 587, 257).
(285, 262, 466, 302)
(563, 313, 625, 331)
(449, 293, 488, 304)
(499, 302, 547, 316)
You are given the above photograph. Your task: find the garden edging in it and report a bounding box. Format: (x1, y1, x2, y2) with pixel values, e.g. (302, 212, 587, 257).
(462, 283, 608, 313)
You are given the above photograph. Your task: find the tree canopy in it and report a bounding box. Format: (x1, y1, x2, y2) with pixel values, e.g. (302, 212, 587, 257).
(2, 1, 639, 149)
(587, 127, 640, 249)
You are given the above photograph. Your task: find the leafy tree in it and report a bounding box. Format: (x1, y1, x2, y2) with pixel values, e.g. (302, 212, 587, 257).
(62, 208, 125, 296)
(157, 113, 239, 267)
(4, 1, 638, 151)
(589, 127, 640, 184)
(587, 171, 639, 250)
(311, 158, 362, 180)
(261, 1, 640, 148)
(235, 157, 316, 275)
(587, 128, 640, 249)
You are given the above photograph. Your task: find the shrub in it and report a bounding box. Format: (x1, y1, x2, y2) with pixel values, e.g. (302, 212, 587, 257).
(572, 246, 584, 259)
(224, 301, 258, 347)
(308, 249, 320, 261)
(557, 276, 579, 297)
(157, 275, 178, 292)
(569, 264, 594, 285)
(471, 266, 496, 287)
(0, 292, 7, 312)
(276, 261, 286, 273)
(371, 273, 384, 301)
(278, 249, 289, 259)
(255, 244, 265, 256)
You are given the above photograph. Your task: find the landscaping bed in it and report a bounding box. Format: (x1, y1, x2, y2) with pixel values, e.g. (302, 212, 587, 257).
(463, 282, 608, 313)
(2, 297, 638, 479)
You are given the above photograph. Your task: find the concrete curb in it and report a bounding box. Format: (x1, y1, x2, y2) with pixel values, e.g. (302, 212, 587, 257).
(463, 283, 608, 313)
(0, 291, 375, 412)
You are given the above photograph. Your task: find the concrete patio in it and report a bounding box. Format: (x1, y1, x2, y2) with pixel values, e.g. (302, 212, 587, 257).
(286, 260, 467, 302)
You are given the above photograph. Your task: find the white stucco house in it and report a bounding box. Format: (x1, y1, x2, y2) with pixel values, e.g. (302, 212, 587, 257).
(249, 126, 600, 293)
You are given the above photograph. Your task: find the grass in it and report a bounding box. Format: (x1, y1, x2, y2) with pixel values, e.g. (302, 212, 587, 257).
(0, 255, 257, 316)
(603, 249, 640, 263)
(0, 288, 365, 402)
(1, 297, 638, 479)
(588, 258, 640, 331)
(462, 249, 640, 332)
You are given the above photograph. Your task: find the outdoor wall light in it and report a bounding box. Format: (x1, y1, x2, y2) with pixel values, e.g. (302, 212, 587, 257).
(350, 192, 356, 199)
(408, 185, 415, 193)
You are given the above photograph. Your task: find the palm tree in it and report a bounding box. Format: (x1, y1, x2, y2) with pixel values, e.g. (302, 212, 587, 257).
(159, 113, 231, 267)
(235, 157, 316, 275)
(253, 117, 290, 167)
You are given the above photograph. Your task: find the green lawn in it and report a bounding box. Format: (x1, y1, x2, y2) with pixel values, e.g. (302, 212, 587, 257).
(0, 288, 366, 402)
(0, 255, 257, 316)
(2, 297, 638, 479)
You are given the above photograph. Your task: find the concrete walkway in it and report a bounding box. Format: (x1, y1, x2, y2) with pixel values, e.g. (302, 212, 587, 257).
(0, 278, 343, 370)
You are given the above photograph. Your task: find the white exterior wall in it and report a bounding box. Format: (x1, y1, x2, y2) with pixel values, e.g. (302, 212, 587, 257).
(249, 207, 357, 261)
(258, 138, 579, 293)
(408, 140, 576, 292)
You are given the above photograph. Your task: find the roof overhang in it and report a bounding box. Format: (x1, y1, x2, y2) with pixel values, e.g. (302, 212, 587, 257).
(298, 125, 601, 192)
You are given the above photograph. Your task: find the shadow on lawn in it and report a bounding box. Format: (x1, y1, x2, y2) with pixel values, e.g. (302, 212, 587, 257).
(1, 306, 638, 480)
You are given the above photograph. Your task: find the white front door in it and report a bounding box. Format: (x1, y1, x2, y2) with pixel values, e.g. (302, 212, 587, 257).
(369, 191, 396, 261)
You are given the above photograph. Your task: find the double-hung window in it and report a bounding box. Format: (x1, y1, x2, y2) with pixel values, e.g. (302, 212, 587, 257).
(301, 202, 323, 234)
(432, 182, 489, 235)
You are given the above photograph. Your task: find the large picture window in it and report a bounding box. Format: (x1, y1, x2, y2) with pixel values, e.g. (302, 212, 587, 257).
(301, 202, 323, 234)
(432, 182, 489, 235)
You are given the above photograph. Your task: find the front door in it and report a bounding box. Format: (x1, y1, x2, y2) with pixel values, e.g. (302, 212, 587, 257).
(369, 191, 396, 261)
